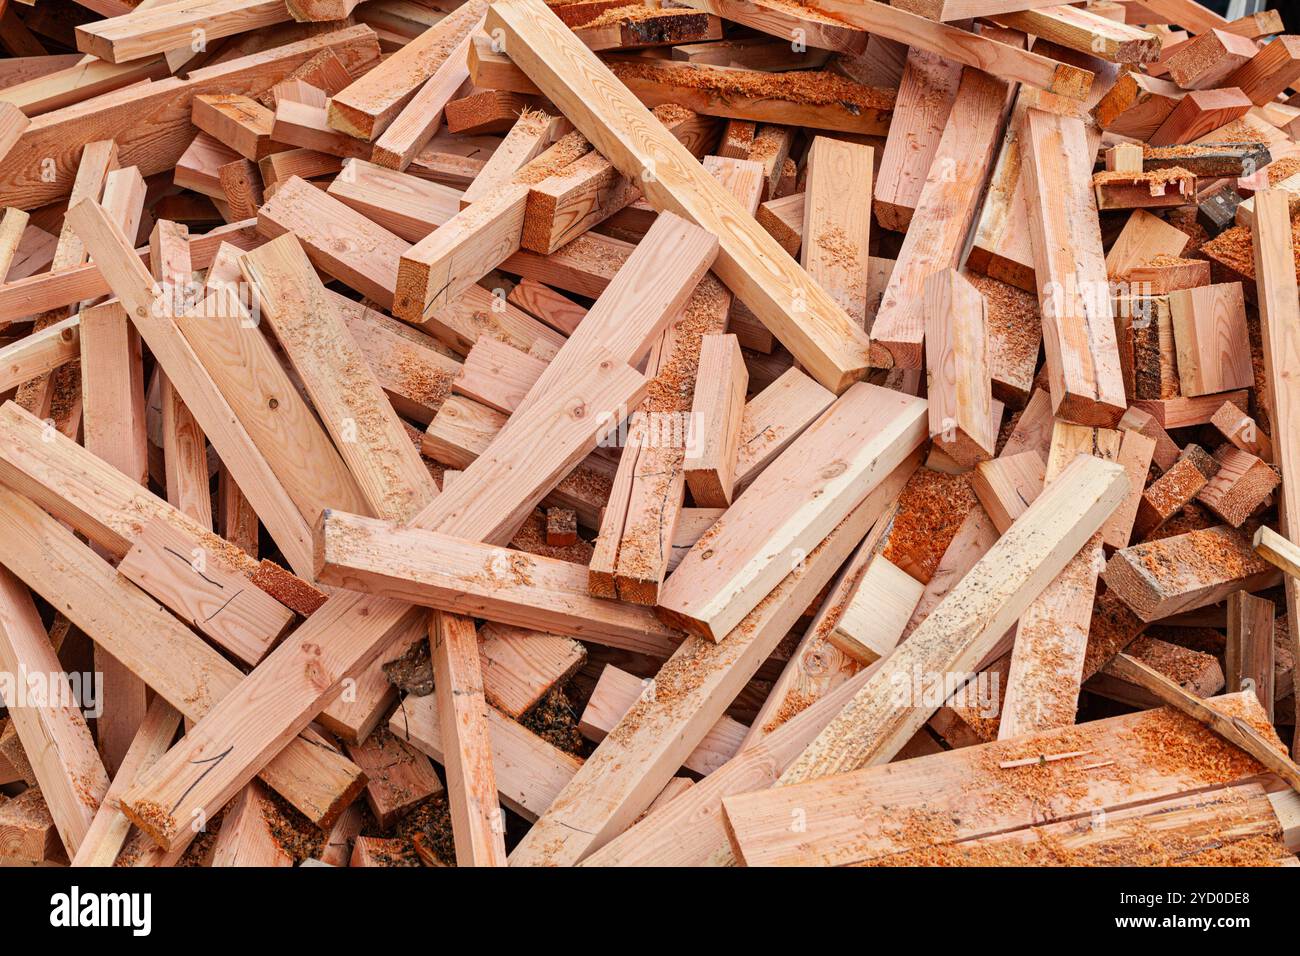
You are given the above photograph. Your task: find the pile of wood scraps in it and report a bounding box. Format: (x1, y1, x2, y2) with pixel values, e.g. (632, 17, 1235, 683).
(3, 0, 1300, 869)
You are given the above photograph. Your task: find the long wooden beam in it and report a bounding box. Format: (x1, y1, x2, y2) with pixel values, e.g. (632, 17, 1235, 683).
(76, 0, 292, 64)
(486, 0, 878, 394)
(721, 691, 1275, 866)
(1249, 188, 1300, 744)
(315, 511, 680, 657)
(1021, 107, 1126, 426)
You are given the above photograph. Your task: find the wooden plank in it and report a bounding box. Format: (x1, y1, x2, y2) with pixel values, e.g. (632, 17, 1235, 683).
(0, 485, 364, 828)
(393, 182, 532, 320)
(151, 221, 213, 537)
(206, 780, 293, 867)
(872, 66, 1010, 369)
(0, 402, 258, 576)
(485, 0, 878, 395)
(70, 697, 181, 866)
(454, 336, 547, 414)
(192, 93, 279, 161)
(1105, 208, 1191, 279)
(587, 193, 753, 603)
(117, 518, 294, 665)
(1109, 652, 1300, 792)
(577, 56, 891, 135)
(271, 98, 370, 158)
(578, 664, 745, 776)
(240, 233, 438, 522)
(0, 315, 79, 394)
(67, 200, 317, 577)
(314, 511, 680, 657)
(80, 243, 147, 783)
(1132, 456, 1208, 540)
(1227, 590, 1274, 722)
(720, 691, 1276, 866)
(1022, 107, 1126, 427)
(461, 108, 563, 208)
(1095, 166, 1200, 210)
(479, 623, 585, 718)
(1132, 389, 1249, 429)
(370, 28, 476, 170)
(0, 788, 63, 865)
(1149, 87, 1253, 146)
(14, 139, 116, 423)
(828, 554, 925, 666)
(1256, 524, 1300, 583)
(520, 212, 721, 401)
(339, 294, 462, 425)
(0, 102, 28, 162)
(1104, 525, 1281, 621)
(873, 47, 961, 233)
(751, 503, 927, 754)
(177, 132, 242, 199)
(262, 176, 562, 357)
(998, 423, 1119, 739)
(682, 0, 1092, 97)
(328, 158, 462, 240)
(800, 135, 872, 328)
(0, 567, 108, 857)
(344, 727, 442, 829)
(1163, 29, 1258, 89)
(422, 397, 611, 527)
(172, 246, 369, 528)
(1101, 428, 1157, 551)
(923, 268, 995, 467)
(520, 106, 719, 256)
(1212, 401, 1273, 463)
(430, 610, 507, 866)
(329, 0, 486, 140)
(659, 383, 928, 642)
(1250, 188, 1300, 746)
(682, 333, 747, 507)
(581, 638, 891, 865)
(992, 4, 1160, 63)
(780, 454, 1127, 782)
(1094, 71, 1183, 139)
(76, 0, 291, 64)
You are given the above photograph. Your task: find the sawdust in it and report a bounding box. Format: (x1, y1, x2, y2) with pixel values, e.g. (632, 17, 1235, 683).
(608, 60, 896, 112)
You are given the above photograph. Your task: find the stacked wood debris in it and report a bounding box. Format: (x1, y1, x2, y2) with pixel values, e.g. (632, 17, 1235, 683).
(3, 0, 1300, 869)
